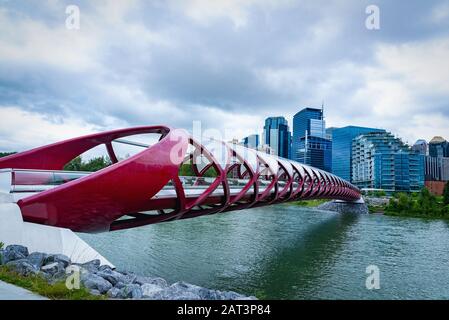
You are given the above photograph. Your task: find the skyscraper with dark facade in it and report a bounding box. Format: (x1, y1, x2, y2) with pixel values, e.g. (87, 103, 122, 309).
(332, 126, 386, 181)
(425, 136, 449, 195)
(292, 107, 331, 172)
(263, 117, 291, 158)
(428, 136, 449, 158)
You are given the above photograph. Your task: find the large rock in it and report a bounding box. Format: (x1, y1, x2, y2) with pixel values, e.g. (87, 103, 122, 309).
(2, 245, 29, 263)
(141, 283, 164, 297)
(41, 261, 67, 282)
(107, 287, 122, 299)
(96, 269, 130, 286)
(77, 259, 101, 273)
(97, 265, 113, 273)
(135, 275, 168, 287)
(144, 282, 201, 300)
(44, 254, 71, 268)
(143, 282, 256, 300)
(27, 252, 48, 269)
(119, 284, 143, 299)
(81, 273, 112, 294)
(5, 259, 38, 276)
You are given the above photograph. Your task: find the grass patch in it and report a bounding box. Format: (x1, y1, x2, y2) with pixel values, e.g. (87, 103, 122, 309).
(0, 266, 105, 300)
(368, 205, 386, 214)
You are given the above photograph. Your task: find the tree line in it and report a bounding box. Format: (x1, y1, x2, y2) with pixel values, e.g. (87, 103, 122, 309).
(385, 185, 449, 219)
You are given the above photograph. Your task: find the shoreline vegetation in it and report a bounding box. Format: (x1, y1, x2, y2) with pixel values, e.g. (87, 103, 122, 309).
(289, 183, 449, 221)
(0, 266, 102, 300)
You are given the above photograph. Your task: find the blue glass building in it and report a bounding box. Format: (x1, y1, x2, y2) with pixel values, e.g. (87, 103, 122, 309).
(263, 117, 291, 158)
(352, 132, 425, 192)
(242, 134, 259, 149)
(292, 107, 331, 171)
(332, 126, 385, 181)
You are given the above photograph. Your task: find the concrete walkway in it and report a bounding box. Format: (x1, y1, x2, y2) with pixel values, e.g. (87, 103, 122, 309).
(0, 280, 48, 300)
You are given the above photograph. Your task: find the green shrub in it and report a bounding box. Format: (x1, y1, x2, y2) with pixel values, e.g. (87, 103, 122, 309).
(374, 190, 386, 197)
(385, 188, 446, 219)
(0, 266, 104, 300)
(444, 181, 449, 206)
(64, 156, 112, 172)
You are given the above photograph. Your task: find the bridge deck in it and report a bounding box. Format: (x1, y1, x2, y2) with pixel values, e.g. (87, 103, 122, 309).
(2, 169, 290, 202)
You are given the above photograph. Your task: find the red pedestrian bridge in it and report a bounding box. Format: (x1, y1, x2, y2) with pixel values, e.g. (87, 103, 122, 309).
(0, 126, 361, 233)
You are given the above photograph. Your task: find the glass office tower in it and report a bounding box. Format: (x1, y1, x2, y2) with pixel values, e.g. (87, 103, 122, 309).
(242, 134, 259, 149)
(352, 132, 424, 192)
(263, 117, 291, 158)
(332, 126, 385, 181)
(292, 107, 331, 171)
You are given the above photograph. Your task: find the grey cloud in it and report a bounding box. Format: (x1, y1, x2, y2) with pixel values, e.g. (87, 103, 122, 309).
(0, 0, 448, 151)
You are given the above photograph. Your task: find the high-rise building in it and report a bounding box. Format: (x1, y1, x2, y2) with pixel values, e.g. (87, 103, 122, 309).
(428, 136, 449, 158)
(332, 126, 386, 181)
(242, 134, 259, 150)
(425, 157, 449, 181)
(292, 107, 332, 171)
(425, 136, 449, 195)
(325, 127, 337, 141)
(263, 117, 291, 158)
(412, 139, 428, 155)
(352, 132, 424, 192)
(257, 144, 275, 155)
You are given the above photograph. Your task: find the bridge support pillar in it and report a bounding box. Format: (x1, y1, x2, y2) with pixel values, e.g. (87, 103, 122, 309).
(317, 198, 369, 215)
(0, 202, 113, 267)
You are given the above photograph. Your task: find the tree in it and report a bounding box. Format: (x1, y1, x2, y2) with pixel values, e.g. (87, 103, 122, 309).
(82, 156, 112, 172)
(417, 188, 439, 216)
(64, 156, 82, 171)
(444, 181, 449, 206)
(397, 193, 412, 214)
(0, 152, 16, 158)
(63, 156, 111, 172)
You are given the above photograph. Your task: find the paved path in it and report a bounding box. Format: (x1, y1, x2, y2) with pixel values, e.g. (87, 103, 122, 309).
(0, 280, 48, 300)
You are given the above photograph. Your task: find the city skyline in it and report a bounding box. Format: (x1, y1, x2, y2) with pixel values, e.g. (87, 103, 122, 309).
(0, 0, 449, 152)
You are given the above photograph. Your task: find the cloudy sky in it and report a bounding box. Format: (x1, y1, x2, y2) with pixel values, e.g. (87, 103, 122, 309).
(0, 0, 448, 152)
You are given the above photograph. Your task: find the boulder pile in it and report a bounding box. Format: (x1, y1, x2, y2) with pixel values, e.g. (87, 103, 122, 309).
(0, 244, 256, 300)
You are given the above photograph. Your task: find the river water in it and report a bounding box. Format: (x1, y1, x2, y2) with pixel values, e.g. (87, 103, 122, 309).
(80, 206, 449, 299)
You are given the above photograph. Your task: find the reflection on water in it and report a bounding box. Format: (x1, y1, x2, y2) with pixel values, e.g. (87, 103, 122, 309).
(80, 206, 449, 299)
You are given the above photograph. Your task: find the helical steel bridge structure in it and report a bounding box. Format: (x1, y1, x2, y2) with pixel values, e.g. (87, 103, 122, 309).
(0, 126, 361, 233)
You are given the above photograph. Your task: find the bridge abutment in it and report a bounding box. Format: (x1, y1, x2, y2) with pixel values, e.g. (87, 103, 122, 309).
(0, 202, 113, 267)
(317, 198, 369, 215)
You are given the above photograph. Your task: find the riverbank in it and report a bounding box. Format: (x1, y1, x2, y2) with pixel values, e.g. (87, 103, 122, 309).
(0, 244, 256, 300)
(287, 192, 449, 221)
(382, 190, 449, 220)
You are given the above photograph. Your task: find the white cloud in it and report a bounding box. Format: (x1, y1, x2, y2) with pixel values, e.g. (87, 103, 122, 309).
(0, 8, 99, 72)
(168, 0, 294, 27)
(430, 2, 449, 24)
(375, 37, 449, 94)
(0, 106, 98, 152)
(346, 37, 449, 142)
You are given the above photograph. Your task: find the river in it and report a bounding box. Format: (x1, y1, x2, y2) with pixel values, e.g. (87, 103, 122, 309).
(80, 206, 449, 299)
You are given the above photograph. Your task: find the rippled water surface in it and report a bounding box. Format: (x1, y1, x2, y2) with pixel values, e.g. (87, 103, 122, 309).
(80, 206, 449, 299)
